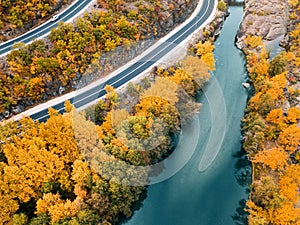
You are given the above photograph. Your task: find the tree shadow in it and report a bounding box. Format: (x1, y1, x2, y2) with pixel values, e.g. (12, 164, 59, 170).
(232, 199, 249, 225)
(119, 189, 148, 225)
(234, 149, 252, 187)
(232, 149, 252, 225)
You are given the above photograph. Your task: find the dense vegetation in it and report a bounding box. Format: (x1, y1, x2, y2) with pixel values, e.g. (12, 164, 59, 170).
(242, 1, 300, 224)
(0, 45, 213, 223)
(0, 0, 197, 120)
(0, 0, 69, 41)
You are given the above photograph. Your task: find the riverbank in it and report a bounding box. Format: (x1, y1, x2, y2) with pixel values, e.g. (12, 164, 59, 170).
(0, 30, 215, 224)
(0, 6, 224, 222)
(236, 0, 289, 49)
(0, 1, 232, 224)
(237, 0, 300, 224)
(124, 6, 251, 225)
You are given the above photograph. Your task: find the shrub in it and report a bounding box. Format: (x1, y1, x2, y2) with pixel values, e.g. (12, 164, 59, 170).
(217, 1, 227, 12)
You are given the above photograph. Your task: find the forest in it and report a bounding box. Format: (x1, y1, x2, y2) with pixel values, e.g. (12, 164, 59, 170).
(0, 38, 214, 223)
(0, 0, 217, 223)
(0, 0, 70, 41)
(3, 0, 299, 224)
(0, 0, 197, 120)
(242, 1, 300, 224)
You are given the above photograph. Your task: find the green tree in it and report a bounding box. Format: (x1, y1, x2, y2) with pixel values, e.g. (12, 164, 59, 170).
(268, 52, 287, 77)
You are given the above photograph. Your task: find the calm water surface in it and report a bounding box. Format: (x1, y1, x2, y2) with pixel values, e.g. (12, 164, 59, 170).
(124, 6, 250, 225)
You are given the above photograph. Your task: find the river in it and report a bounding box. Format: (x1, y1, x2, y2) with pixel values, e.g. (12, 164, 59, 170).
(124, 6, 251, 225)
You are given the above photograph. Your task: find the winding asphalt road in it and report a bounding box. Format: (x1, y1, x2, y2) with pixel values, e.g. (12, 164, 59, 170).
(10, 0, 216, 122)
(0, 0, 92, 55)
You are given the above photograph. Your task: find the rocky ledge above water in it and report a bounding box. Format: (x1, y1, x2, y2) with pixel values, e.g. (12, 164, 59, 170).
(236, 0, 300, 112)
(236, 0, 290, 49)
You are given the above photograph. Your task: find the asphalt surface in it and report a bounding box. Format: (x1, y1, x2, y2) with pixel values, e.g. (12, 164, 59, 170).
(9, 0, 215, 122)
(0, 0, 92, 55)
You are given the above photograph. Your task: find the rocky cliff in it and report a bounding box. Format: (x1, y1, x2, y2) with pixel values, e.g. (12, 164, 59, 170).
(236, 0, 290, 49)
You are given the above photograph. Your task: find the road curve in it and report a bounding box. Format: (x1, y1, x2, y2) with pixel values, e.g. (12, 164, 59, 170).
(12, 0, 216, 122)
(0, 0, 92, 55)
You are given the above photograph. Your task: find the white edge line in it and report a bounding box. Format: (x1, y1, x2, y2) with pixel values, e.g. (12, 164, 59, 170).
(0, 0, 92, 57)
(10, 0, 218, 122)
(0, 0, 81, 46)
(78, 0, 218, 110)
(35, 0, 93, 42)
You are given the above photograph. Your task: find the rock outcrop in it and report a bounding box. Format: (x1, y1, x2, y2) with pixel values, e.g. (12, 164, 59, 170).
(189, 9, 229, 47)
(236, 0, 290, 49)
(237, 0, 300, 111)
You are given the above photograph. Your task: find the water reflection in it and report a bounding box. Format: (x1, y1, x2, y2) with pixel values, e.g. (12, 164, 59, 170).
(232, 149, 251, 224)
(234, 149, 251, 187)
(232, 199, 249, 225)
(124, 6, 250, 225)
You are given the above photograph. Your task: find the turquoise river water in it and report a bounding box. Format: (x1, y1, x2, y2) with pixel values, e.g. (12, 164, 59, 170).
(124, 6, 251, 225)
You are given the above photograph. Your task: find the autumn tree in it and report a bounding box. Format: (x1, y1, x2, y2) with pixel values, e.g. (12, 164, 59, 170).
(278, 125, 300, 153)
(252, 147, 289, 171)
(266, 108, 286, 130)
(242, 4, 300, 224)
(0, 0, 60, 30)
(244, 35, 263, 50)
(268, 52, 288, 77)
(141, 77, 178, 105)
(195, 40, 215, 70)
(1, 129, 65, 203)
(181, 55, 210, 90)
(217, 1, 227, 11)
(39, 108, 80, 166)
(36, 193, 79, 223)
(286, 107, 300, 124)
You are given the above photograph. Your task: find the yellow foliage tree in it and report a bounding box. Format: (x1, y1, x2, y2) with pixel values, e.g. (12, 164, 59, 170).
(246, 200, 269, 225)
(266, 108, 286, 130)
(71, 160, 91, 188)
(195, 40, 215, 71)
(278, 125, 300, 153)
(181, 55, 210, 88)
(36, 193, 63, 214)
(168, 68, 195, 95)
(272, 203, 300, 225)
(266, 108, 284, 125)
(111, 109, 129, 129)
(253, 57, 269, 76)
(199, 53, 215, 71)
(195, 40, 214, 55)
(105, 85, 120, 107)
(99, 112, 115, 139)
(0, 186, 19, 224)
(39, 109, 80, 165)
(36, 193, 79, 223)
(2, 136, 64, 203)
(286, 107, 300, 124)
(135, 95, 179, 129)
(142, 77, 178, 105)
(252, 147, 289, 170)
(279, 176, 299, 204)
(288, 0, 298, 8)
(136, 96, 170, 116)
(268, 74, 287, 101)
(244, 35, 263, 49)
(48, 199, 79, 223)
